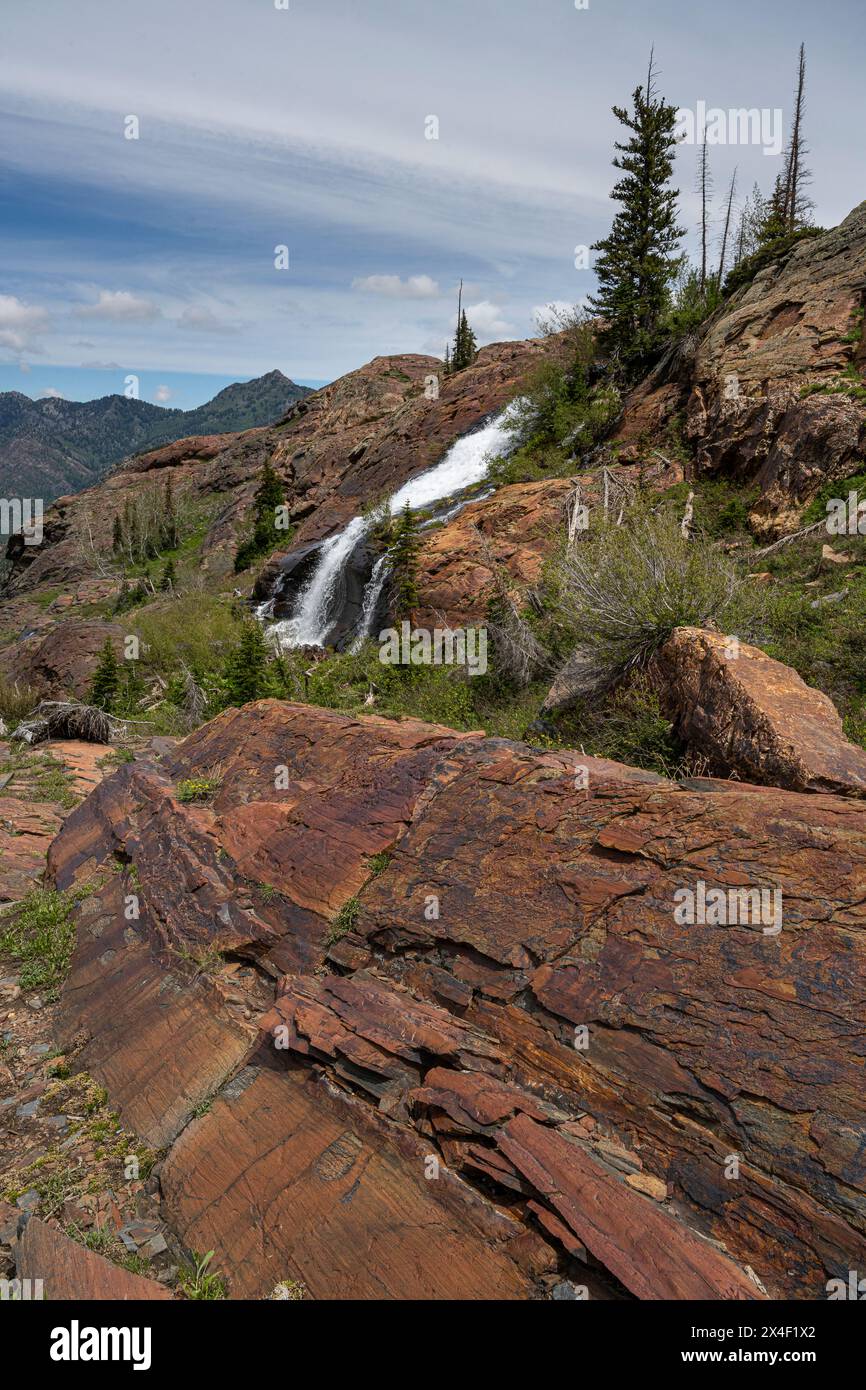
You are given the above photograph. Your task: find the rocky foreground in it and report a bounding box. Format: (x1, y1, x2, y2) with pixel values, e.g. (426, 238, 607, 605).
(0, 698, 856, 1299)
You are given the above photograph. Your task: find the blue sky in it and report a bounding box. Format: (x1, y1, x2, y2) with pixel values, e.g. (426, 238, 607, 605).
(0, 0, 862, 408)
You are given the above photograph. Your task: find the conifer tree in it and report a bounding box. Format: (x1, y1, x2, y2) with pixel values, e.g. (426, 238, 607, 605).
(234, 459, 287, 572)
(696, 144, 712, 294)
(112, 514, 123, 555)
(589, 53, 685, 378)
(450, 310, 478, 373)
(389, 503, 420, 620)
(160, 558, 177, 591)
(225, 621, 270, 705)
(89, 638, 121, 712)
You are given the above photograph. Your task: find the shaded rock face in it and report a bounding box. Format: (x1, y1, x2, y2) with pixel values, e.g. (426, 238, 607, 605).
(619, 202, 866, 530)
(0, 620, 126, 702)
(47, 701, 866, 1299)
(262, 533, 386, 651)
(650, 627, 866, 795)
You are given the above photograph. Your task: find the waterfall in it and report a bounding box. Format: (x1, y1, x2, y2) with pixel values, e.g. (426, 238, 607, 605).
(350, 552, 392, 653)
(268, 514, 368, 648)
(266, 400, 521, 650)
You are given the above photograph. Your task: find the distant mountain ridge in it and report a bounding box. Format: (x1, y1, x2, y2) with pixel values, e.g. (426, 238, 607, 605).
(0, 369, 311, 505)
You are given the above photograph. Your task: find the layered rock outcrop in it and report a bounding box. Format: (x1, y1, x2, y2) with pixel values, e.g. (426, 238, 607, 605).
(0, 621, 126, 704)
(45, 700, 866, 1300)
(619, 202, 866, 531)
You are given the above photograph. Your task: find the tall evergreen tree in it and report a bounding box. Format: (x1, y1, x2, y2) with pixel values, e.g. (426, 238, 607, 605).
(589, 53, 685, 378)
(225, 621, 270, 705)
(443, 281, 478, 375)
(782, 42, 813, 232)
(89, 638, 121, 712)
(389, 503, 420, 620)
(447, 310, 478, 374)
(696, 144, 712, 293)
(234, 459, 287, 572)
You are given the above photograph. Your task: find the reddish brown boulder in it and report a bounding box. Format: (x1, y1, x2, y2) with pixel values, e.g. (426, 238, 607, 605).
(46, 701, 866, 1299)
(0, 621, 125, 702)
(414, 478, 573, 627)
(651, 626, 866, 795)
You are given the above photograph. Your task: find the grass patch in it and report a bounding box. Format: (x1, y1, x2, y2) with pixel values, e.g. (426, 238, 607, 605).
(178, 1250, 228, 1300)
(0, 886, 84, 997)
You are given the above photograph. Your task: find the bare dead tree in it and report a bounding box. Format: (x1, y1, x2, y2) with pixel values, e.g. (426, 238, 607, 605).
(697, 144, 712, 293)
(716, 167, 737, 284)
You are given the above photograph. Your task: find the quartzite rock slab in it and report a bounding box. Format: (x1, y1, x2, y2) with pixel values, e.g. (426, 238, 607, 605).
(160, 1063, 544, 1300)
(45, 702, 866, 1298)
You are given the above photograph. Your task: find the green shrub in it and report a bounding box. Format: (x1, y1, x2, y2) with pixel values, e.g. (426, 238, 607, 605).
(175, 775, 222, 803)
(550, 504, 760, 686)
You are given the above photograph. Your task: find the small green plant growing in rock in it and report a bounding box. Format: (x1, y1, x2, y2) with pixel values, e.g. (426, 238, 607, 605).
(175, 774, 222, 802)
(178, 1250, 228, 1300)
(366, 851, 391, 877)
(327, 896, 360, 944)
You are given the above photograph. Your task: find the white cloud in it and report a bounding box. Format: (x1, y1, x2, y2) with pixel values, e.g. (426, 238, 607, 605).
(176, 305, 239, 334)
(0, 294, 49, 353)
(352, 274, 440, 299)
(153, 384, 173, 402)
(464, 300, 514, 341)
(78, 290, 161, 322)
(39, 386, 65, 399)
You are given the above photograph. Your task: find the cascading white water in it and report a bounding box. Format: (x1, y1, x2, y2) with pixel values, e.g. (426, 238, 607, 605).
(349, 552, 392, 652)
(267, 400, 521, 650)
(270, 514, 368, 647)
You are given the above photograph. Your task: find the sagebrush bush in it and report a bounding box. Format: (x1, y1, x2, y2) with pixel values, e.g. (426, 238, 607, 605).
(551, 504, 760, 686)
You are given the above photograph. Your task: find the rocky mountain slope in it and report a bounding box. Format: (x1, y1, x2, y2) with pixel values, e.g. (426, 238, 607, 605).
(0, 369, 311, 505)
(619, 200, 866, 535)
